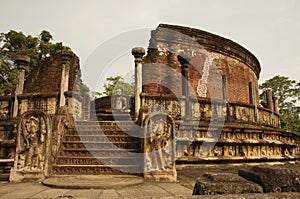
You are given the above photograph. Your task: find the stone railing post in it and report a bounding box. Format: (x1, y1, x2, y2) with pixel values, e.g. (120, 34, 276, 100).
(266, 89, 274, 112)
(273, 97, 279, 114)
(249, 82, 258, 122)
(132, 47, 145, 119)
(13, 55, 30, 117)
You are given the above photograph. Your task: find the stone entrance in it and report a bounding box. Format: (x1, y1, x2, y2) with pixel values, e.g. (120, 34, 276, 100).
(52, 121, 142, 175)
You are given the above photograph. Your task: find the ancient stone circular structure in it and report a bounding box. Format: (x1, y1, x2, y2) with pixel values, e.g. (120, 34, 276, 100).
(140, 24, 297, 163)
(0, 24, 297, 183)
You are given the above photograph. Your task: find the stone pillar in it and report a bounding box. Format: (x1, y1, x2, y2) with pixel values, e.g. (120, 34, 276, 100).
(13, 55, 30, 117)
(222, 75, 228, 100)
(178, 53, 192, 117)
(266, 89, 274, 112)
(132, 47, 145, 119)
(249, 82, 258, 122)
(249, 82, 256, 105)
(273, 97, 279, 114)
(59, 51, 73, 107)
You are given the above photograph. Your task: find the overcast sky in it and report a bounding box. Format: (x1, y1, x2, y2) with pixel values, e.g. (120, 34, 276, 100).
(1, 0, 299, 91)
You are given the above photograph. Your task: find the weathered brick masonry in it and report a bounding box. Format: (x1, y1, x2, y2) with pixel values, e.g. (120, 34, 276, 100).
(143, 24, 260, 104)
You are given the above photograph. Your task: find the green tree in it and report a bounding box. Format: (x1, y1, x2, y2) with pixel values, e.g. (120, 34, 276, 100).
(80, 83, 90, 98)
(259, 75, 300, 134)
(0, 30, 69, 95)
(99, 76, 134, 97)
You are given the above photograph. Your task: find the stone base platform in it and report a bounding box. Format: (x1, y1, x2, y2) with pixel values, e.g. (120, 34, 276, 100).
(42, 175, 144, 189)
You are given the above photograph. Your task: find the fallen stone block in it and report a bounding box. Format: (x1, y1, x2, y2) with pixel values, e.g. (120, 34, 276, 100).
(193, 172, 263, 195)
(238, 165, 300, 193)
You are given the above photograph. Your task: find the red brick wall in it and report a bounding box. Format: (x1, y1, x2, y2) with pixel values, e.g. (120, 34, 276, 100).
(212, 52, 259, 104)
(142, 24, 260, 105)
(24, 51, 81, 94)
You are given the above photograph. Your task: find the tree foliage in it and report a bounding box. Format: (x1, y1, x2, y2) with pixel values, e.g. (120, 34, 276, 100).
(98, 76, 134, 97)
(259, 75, 300, 134)
(80, 83, 90, 98)
(0, 30, 69, 95)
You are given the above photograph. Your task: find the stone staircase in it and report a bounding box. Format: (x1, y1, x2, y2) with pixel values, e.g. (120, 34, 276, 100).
(52, 121, 143, 175)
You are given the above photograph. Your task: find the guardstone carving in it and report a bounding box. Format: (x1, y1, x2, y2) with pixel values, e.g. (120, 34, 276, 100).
(10, 110, 52, 182)
(144, 113, 176, 182)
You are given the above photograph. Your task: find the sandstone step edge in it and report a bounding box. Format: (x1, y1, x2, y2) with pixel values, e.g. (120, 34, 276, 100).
(42, 175, 144, 189)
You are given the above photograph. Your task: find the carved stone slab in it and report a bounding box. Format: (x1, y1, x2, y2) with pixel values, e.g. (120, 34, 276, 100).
(10, 110, 52, 182)
(143, 113, 176, 182)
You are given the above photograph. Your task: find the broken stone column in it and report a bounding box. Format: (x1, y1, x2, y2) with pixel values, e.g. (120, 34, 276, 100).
(222, 75, 228, 100)
(59, 51, 73, 107)
(266, 89, 274, 112)
(13, 55, 30, 117)
(273, 97, 279, 114)
(132, 47, 145, 119)
(249, 82, 258, 122)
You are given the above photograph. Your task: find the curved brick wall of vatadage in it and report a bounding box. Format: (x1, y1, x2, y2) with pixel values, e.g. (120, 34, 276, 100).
(143, 24, 260, 105)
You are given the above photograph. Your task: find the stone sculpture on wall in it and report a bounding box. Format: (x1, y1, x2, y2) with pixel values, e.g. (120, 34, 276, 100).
(22, 116, 45, 170)
(146, 118, 171, 170)
(10, 110, 51, 182)
(144, 113, 176, 182)
(52, 106, 74, 157)
(111, 88, 129, 112)
(0, 101, 9, 118)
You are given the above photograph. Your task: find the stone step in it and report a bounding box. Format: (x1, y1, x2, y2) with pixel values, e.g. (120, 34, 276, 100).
(61, 148, 138, 152)
(58, 149, 139, 157)
(61, 142, 140, 150)
(64, 135, 139, 142)
(76, 121, 136, 125)
(75, 128, 139, 133)
(75, 122, 138, 128)
(67, 129, 141, 135)
(66, 131, 141, 137)
(55, 156, 142, 166)
(52, 165, 142, 175)
(62, 141, 139, 144)
(96, 113, 133, 121)
(74, 128, 140, 133)
(52, 121, 142, 175)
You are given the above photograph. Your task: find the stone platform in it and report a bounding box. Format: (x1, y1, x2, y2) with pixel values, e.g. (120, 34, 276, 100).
(1, 179, 300, 199)
(1, 162, 300, 198)
(42, 175, 144, 189)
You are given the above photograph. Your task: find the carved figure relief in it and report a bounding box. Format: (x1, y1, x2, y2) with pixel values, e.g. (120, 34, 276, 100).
(144, 114, 175, 172)
(239, 145, 247, 156)
(0, 101, 9, 118)
(228, 146, 235, 156)
(261, 146, 267, 156)
(144, 98, 181, 119)
(15, 111, 50, 172)
(213, 146, 222, 156)
(250, 146, 258, 156)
